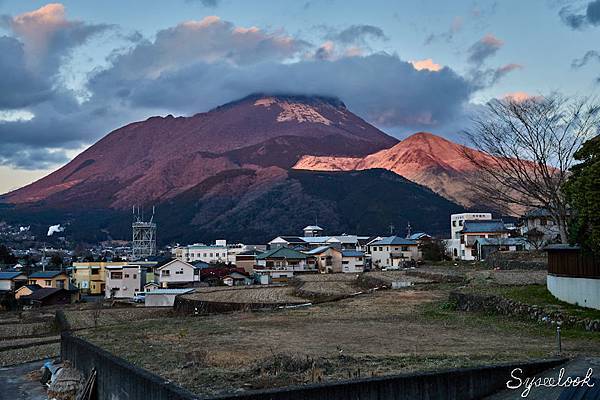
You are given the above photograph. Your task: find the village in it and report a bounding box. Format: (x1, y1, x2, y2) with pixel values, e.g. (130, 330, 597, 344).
(0, 208, 562, 308)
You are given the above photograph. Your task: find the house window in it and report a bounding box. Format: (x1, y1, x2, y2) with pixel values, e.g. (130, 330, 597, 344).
(45, 280, 52, 286)
(133, 274, 137, 279)
(401, 246, 409, 251)
(91, 269, 99, 275)
(342, 261, 349, 264)
(162, 270, 170, 276)
(124, 274, 130, 278)
(111, 272, 122, 279)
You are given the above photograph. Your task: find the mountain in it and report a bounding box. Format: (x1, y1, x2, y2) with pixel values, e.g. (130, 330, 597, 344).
(0, 95, 466, 243)
(294, 132, 494, 207)
(3, 94, 397, 209)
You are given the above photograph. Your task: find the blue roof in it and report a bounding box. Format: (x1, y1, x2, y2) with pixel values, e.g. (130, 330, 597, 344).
(408, 232, 431, 240)
(462, 220, 507, 233)
(369, 236, 418, 246)
(304, 245, 334, 255)
(342, 250, 364, 257)
(29, 270, 65, 279)
(0, 272, 25, 280)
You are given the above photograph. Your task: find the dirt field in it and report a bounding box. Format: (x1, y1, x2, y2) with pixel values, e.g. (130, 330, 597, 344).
(79, 281, 600, 397)
(182, 286, 308, 304)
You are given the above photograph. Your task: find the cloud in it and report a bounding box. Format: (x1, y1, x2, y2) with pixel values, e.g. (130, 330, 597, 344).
(470, 63, 523, 88)
(502, 91, 537, 103)
(572, 50, 600, 67)
(559, 0, 600, 29)
(6, 3, 112, 74)
(410, 58, 443, 72)
(467, 34, 503, 65)
(0, 13, 476, 170)
(325, 24, 388, 45)
(425, 16, 463, 45)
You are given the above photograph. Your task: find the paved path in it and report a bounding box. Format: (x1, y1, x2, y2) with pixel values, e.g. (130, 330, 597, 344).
(486, 357, 600, 400)
(0, 360, 49, 400)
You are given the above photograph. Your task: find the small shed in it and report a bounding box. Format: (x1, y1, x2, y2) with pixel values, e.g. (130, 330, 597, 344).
(144, 288, 195, 307)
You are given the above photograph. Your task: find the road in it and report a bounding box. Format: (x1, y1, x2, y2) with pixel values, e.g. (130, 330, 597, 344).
(0, 360, 49, 400)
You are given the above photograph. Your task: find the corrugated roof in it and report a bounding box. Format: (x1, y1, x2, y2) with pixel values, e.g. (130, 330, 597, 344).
(29, 270, 65, 279)
(21, 287, 64, 300)
(462, 220, 507, 233)
(303, 225, 323, 230)
(408, 232, 431, 240)
(369, 236, 418, 246)
(0, 271, 26, 280)
(256, 247, 308, 260)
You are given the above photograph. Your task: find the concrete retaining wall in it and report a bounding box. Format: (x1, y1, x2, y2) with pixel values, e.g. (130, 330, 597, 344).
(547, 275, 600, 310)
(61, 332, 566, 400)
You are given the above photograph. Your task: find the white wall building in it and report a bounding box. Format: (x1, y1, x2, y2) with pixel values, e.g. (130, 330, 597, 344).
(367, 236, 420, 268)
(341, 251, 365, 273)
(447, 213, 493, 260)
(145, 288, 195, 307)
(156, 259, 200, 288)
(105, 264, 145, 299)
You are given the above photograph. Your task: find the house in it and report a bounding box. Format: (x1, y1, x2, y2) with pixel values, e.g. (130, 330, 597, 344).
(447, 213, 493, 259)
(14, 284, 42, 300)
(407, 232, 433, 242)
(473, 237, 528, 261)
(520, 208, 561, 248)
(28, 271, 69, 289)
(235, 250, 263, 273)
(143, 282, 160, 292)
(145, 288, 195, 307)
(303, 225, 324, 237)
(455, 219, 510, 261)
(368, 236, 421, 268)
(156, 259, 200, 288)
(0, 271, 28, 291)
(222, 272, 253, 286)
(304, 246, 342, 273)
(105, 265, 146, 299)
(71, 261, 124, 295)
(20, 288, 73, 307)
(254, 247, 310, 282)
(341, 250, 365, 273)
(268, 236, 307, 249)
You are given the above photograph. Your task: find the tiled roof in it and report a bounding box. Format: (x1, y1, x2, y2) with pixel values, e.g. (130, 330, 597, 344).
(21, 288, 64, 300)
(408, 232, 431, 240)
(29, 270, 65, 279)
(256, 247, 308, 260)
(0, 272, 26, 280)
(303, 225, 323, 231)
(462, 220, 507, 233)
(369, 236, 418, 246)
(523, 208, 552, 218)
(146, 288, 195, 295)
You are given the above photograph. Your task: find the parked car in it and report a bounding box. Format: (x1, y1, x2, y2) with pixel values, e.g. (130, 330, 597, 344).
(133, 292, 145, 303)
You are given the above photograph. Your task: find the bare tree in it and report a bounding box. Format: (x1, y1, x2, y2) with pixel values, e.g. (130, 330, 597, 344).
(462, 94, 600, 243)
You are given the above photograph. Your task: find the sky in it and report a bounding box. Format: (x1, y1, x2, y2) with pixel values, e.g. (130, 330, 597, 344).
(0, 0, 599, 194)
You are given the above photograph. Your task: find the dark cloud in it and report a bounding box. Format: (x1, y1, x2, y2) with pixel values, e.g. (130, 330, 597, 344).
(469, 63, 523, 88)
(424, 16, 463, 45)
(0, 36, 52, 108)
(572, 50, 600, 67)
(325, 24, 388, 44)
(559, 0, 600, 29)
(467, 34, 503, 65)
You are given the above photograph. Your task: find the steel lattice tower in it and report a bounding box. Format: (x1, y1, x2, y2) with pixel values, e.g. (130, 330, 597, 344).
(131, 206, 156, 260)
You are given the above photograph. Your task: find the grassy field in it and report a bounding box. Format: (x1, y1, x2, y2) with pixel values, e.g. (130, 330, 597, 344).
(78, 274, 600, 397)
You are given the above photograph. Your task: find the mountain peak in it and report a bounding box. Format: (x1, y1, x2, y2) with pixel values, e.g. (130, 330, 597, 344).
(212, 93, 346, 112)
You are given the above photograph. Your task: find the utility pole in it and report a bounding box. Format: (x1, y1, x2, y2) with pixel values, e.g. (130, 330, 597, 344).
(389, 223, 395, 235)
(406, 221, 412, 238)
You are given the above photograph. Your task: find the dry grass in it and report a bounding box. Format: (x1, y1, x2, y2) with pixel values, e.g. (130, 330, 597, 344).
(78, 284, 598, 397)
(183, 286, 308, 304)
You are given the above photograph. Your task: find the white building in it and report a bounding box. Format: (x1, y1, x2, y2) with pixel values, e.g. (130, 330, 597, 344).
(105, 264, 146, 299)
(174, 241, 263, 264)
(367, 236, 420, 268)
(447, 213, 492, 260)
(156, 259, 200, 288)
(341, 251, 365, 273)
(520, 208, 560, 248)
(448, 216, 510, 261)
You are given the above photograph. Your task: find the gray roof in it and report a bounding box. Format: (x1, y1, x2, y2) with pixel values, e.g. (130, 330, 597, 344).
(408, 232, 431, 240)
(544, 244, 581, 251)
(475, 237, 527, 246)
(462, 220, 507, 233)
(369, 236, 418, 246)
(304, 245, 334, 255)
(303, 225, 323, 231)
(29, 270, 66, 279)
(523, 208, 552, 218)
(146, 288, 195, 295)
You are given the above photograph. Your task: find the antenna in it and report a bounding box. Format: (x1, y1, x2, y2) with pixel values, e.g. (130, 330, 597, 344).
(389, 223, 395, 235)
(406, 221, 412, 238)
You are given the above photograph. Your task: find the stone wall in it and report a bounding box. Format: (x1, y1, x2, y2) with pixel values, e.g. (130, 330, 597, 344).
(449, 291, 600, 332)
